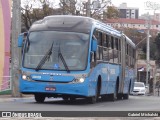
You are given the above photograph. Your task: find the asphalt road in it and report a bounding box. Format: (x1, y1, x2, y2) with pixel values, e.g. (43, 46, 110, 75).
(1, 95, 160, 119)
(0, 95, 160, 111)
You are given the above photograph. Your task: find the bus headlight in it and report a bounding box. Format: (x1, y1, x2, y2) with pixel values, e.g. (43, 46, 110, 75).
(79, 78, 85, 83)
(22, 74, 30, 80)
(73, 77, 85, 83)
(22, 75, 27, 80)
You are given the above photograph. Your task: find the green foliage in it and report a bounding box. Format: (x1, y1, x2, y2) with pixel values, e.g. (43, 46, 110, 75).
(59, 0, 76, 15)
(155, 33, 160, 62)
(21, 0, 55, 31)
(120, 28, 146, 45)
(142, 41, 157, 60)
(21, 0, 78, 31)
(0, 90, 11, 95)
(103, 6, 119, 19)
(21, 0, 117, 31)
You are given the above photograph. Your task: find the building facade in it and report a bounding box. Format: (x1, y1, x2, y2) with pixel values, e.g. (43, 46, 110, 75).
(105, 18, 160, 31)
(0, 0, 11, 91)
(118, 3, 139, 19)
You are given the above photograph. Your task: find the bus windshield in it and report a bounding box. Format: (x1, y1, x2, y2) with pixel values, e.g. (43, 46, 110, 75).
(23, 31, 89, 71)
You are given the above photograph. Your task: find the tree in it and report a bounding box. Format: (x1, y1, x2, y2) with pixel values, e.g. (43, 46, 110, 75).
(59, 0, 77, 15)
(21, 0, 55, 31)
(155, 33, 160, 64)
(118, 28, 146, 45)
(103, 6, 119, 19)
(142, 40, 157, 60)
(21, 0, 117, 31)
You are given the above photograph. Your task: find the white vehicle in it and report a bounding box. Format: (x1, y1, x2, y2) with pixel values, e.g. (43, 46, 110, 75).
(131, 82, 146, 95)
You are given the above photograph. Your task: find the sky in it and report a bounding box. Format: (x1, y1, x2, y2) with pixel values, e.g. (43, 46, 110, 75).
(111, 0, 160, 15)
(21, 0, 160, 16)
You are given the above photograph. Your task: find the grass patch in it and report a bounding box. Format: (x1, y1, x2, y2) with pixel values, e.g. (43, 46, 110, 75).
(0, 90, 11, 95)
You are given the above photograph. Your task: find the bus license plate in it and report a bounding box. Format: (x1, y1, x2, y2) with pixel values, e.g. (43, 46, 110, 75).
(45, 87, 56, 91)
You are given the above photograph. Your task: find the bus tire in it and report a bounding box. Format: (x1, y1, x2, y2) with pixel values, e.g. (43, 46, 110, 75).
(87, 82, 99, 104)
(62, 96, 69, 101)
(123, 81, 131, 99)
(101, 95, 108, 101)
(110, 83, 118, 101)
(34, 94, 45, 103)
(87, 96, 97, 104)
(110, 92, 117, 101)
(117, 93, 123, 100)
(70, 97, 76, 101)
(123, 93, 129, 99)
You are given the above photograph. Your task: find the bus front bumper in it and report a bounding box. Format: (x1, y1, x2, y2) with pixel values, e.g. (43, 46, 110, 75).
(19, 79, 89, 97)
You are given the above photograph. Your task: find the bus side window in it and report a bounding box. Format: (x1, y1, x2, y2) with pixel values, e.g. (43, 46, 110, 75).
(118, 38, 121, 63)
(126, 43, 129, 66)
(94, 30, 103, 60)
(128, 45, 130, 67)
(99, 32, 103, 60)
(115, 38, 118, 50)
(93, 30, 99, 60)
(103, 33, 107, 61)
(111, 36, 114, 49)
(114, 38, 119, 63)
(130, 47, 133, 67)
(109, 36, 114, 63)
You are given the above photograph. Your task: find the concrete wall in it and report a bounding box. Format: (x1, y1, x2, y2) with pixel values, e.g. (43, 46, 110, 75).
(0, 0, 11, 91)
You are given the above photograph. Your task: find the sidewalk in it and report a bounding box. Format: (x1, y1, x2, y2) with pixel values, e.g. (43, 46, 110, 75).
(0, 94, 34, 102)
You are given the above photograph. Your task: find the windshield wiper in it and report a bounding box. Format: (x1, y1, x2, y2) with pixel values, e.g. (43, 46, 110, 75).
(58, 44, 70, 73)
(35, 42, 54, 71)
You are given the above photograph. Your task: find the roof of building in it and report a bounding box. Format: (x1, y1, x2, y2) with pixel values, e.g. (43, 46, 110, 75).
(105, 18, 160, 25)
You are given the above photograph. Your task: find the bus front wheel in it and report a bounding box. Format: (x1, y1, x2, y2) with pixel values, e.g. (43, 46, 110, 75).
(87, 96, 97, 104)
(34, 94, 45, 103)
(87, 84, 99, 104)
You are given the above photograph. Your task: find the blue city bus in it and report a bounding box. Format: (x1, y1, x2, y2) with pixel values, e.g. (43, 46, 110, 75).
(18, 15, 136, 103)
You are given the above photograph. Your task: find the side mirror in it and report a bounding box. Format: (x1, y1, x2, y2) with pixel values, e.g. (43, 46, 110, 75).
(91, 39, 97, 52)
(18, 32, 28, 47)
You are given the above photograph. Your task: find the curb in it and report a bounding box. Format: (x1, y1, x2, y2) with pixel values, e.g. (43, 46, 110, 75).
(0, 97, 35, 102)
(0, 95, 34, 102)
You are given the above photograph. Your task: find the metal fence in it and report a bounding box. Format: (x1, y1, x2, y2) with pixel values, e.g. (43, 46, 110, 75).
(0, 76, 11, 92)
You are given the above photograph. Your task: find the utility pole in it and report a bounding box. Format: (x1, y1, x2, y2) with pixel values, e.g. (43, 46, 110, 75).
(153, 67, 157, 96)
(146, 12, 150, 88)
(11, 0, 21, 97)
(86, 0, 91, 17)
(144, 1, 160, 94)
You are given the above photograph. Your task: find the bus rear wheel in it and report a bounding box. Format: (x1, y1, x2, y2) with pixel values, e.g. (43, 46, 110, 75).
(109, 84, 117, 101)
(117, 94, 123, 100)
(123, 82, 130, 99)
(123, 93, 129, 99)
(34, 94, 45, 103)
(123, 88, 129, 99)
